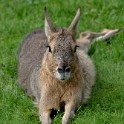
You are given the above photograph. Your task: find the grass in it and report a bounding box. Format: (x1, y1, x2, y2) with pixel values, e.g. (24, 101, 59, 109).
(0, 0, 124, 124)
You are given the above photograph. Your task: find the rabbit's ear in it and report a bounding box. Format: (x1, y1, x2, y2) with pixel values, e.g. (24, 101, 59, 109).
(44, 7, 56, 39)
(68, 8, 81, 37)
(95, 28, 122, 41)
(80, 32, 105, 41)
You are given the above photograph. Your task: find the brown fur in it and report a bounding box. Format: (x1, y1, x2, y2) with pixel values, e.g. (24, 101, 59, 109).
(18, 8, 95, 124)
(18, 29, 48, 100)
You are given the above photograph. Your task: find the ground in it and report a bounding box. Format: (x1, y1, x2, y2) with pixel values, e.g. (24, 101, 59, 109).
(0, 0, 124, 124)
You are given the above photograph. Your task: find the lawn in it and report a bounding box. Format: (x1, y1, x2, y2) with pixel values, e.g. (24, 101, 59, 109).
(0, 0, 124, 124)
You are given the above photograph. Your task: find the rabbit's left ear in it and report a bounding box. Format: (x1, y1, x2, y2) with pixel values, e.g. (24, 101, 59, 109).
(68, 8, 81, 37)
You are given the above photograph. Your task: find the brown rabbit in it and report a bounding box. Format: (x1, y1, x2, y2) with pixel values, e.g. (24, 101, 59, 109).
(77, 28, 121, 53)
(18, 8, 95, 124)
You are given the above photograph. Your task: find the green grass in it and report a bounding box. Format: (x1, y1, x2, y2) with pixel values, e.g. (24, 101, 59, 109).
(0, 0, 124, 124)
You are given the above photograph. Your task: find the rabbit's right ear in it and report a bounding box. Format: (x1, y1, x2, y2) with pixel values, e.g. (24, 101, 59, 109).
(44, 7, 56, 39)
